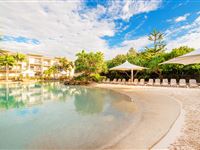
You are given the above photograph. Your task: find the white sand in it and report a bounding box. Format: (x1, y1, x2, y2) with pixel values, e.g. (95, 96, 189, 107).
(94, 84, 200, 150)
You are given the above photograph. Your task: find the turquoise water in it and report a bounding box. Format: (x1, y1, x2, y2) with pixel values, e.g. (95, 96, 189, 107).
(0, 82, 137, 149)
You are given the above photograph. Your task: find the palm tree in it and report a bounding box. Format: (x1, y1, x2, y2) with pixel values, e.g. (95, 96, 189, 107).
(0, 54, 16, 81)
(58, 57, 74, 71)
(148, 29, 165, 52)
(13, 53, 26, 79)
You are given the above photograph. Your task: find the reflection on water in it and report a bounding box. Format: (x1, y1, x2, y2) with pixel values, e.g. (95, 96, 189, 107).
(0, 82, 138, 149)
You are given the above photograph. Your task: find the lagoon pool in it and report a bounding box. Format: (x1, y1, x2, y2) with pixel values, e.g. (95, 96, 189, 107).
(0, 82, 137, 149)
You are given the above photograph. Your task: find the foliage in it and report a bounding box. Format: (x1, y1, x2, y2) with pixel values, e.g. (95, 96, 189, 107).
(44, 65, 59, 78)
(58, 57, 74, 71)
(146, 29, 166, 53)
(89, 73, 105, 82)
(0, 54, 16, 81)
(105, 45, 199, 81)
(13, 53, 27, 63)
(75, 50, 107, 75)
(74, 74, 89, 81)
(0, 54, 16, 67)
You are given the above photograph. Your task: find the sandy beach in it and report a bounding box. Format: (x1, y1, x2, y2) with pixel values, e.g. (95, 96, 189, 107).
(95, 84, 200, 150)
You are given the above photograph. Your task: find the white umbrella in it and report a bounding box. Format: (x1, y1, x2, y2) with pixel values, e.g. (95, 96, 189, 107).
(110, 61, 147, 82)
(160, 49, 200, 65)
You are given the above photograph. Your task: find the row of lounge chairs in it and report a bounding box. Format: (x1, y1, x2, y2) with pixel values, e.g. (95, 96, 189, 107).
(102, 78, 200, 88)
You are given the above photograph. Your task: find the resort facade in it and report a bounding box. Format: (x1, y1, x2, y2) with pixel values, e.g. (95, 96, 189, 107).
(0, 50, 74, 80)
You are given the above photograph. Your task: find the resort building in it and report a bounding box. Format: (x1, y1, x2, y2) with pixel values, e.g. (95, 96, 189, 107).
(0, 50, 74, 80)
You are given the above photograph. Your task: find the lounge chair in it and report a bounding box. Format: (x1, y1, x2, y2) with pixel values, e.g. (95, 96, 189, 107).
(127, 79, 133, 85)
(122, 78, 126, 84)
(102, 79, 106, 83)
(189, 79, 199, 88)
(162, 79, 169, 86)
(117, 79, 122, 84)
(154, 79, 161, 86)
(133, 79, 138, 85)
(170, 79, 177, 87)
(105, 78, 110, 83)
(112, 78, 117, 84)
(179, 79, 187, 87)
(147, 79, 154, 86)
(138, 79, 145, 86)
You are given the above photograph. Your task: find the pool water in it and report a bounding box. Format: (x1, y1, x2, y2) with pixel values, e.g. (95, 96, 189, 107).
(0, 82, 137, 149)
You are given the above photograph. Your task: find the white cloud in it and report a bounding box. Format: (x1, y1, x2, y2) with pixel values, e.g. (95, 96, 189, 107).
(166, 16, 200, 50)
(175, 13, 190, 22)
(0, 0, 161, 60)
(122, 36, 150, 50)
(107, 0, 161, 21)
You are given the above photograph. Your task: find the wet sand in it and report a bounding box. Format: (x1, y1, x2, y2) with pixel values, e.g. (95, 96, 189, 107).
(95, 84, 200, 150)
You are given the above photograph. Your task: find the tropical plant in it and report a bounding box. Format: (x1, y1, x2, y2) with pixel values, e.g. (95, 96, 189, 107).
(75, 50, 107, 76)
(58, 57, 74, 71)
(146, 29, 166, 53)
(0, 54, 16, 81)
(13, 53, 26, 79)
(44, 65, 59, 79)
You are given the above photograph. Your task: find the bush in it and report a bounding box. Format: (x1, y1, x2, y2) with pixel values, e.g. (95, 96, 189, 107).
(74, 74, 89, 81)
(89, 73, 105, 82)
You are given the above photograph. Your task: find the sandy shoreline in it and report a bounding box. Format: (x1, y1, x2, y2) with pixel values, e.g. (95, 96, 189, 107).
(95, 84, 200, 150)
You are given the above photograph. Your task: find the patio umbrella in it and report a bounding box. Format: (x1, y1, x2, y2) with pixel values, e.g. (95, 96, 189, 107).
(160, 49, 200, 65)
(110, 61, 147, 82)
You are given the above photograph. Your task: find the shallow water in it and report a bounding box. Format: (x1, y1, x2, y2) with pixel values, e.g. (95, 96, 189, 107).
(0, 82, 137, 149)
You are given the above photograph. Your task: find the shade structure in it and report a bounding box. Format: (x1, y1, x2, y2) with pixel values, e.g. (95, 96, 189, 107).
(160, 49, 200, 65)
(110, 61, 147, 82)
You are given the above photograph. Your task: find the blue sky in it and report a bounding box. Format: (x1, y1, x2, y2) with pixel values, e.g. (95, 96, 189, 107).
(0, 0, 200, 59)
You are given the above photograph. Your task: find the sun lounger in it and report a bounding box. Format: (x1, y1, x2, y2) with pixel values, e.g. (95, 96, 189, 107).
(112, 78, 117, 84)
(133, 79, 138, 85)
(127, 79, 133, 85)
(154, 79, 161, 86)
(189, 79, 199, 88)
(122, 78, 126, 84)
(170, 79, 177, 87)
(179, 79, 187, 87)
(162, 79, 169, 86)
(102, 79, 106, 83)
(147, 79, 154, 86)
(105, 78, 110, 83)
(138, 79, 145, 86)
(117, 79, 122, 84)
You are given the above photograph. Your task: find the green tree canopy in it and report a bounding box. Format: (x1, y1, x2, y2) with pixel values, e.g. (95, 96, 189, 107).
(0, 54, 16, 81)
(75, 50, 107, 75)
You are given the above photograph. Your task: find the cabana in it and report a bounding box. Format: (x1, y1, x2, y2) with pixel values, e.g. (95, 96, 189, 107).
(110, 61, 147, 82)
(160, 49, 200, 65)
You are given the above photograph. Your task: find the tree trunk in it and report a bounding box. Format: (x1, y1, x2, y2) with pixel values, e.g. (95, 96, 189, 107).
(5, 64, 9, 82)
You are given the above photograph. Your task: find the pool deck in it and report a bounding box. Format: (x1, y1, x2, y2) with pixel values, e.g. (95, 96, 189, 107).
(94, 84, 200, 150)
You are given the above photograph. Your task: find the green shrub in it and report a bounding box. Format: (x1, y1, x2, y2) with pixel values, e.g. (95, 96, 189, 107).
(90, 74, 105, 82)
(74, 74, 89, 81)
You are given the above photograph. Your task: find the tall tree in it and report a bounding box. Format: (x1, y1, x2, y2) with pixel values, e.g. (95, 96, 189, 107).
(58, 57, 74, 71)
(13, 53, 26, 79)
(147, 29, 166, 53)
(75, 50, 107, 75)
(127, 47, 137, 57)
(0, 54, 16, 81)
